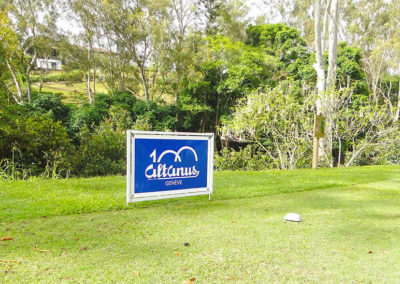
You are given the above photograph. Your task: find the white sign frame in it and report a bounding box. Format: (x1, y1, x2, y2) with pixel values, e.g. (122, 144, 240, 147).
(126, 131, 214, 204)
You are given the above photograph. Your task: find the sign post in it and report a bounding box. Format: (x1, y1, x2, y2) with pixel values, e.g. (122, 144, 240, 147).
(312, 114, 325, 169)
(126, 131, 214, 204)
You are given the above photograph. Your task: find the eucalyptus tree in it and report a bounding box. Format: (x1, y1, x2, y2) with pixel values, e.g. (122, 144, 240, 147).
(215, 0, 249, 42)
(195, 0, 223, 35)
(0, 10, 23, 104)
(313, 0, 339, 114)
(100, 0, 170, 102)
(166, 0, 197, 102)
(67, 0, 101, 103)
(1, 0, 59, 104)
(341, 0, 400, 121)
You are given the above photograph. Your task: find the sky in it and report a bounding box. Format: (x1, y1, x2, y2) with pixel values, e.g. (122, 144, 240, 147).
(57, 0, 281, 37)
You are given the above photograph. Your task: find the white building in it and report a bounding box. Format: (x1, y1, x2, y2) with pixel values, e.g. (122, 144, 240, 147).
(36, 58, 62, 71)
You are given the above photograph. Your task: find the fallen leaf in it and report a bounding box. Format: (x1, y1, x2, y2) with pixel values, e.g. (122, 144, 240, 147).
(190, 277, 195, 281)
(174, 251, 182, 256)
(1, 237, 12, 241)
(369, 251, 373, 254)
(80, 246, 88, 251)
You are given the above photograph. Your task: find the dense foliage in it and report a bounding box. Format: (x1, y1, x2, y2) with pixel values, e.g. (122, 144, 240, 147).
(1, 0, 399, 179)
(0, 92, 182, 178)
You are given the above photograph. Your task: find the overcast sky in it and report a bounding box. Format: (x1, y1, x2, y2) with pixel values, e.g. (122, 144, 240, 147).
(57, 0, 281, 37)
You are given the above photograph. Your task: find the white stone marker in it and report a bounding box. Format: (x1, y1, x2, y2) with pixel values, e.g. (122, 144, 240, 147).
(284, 213, 303, 222)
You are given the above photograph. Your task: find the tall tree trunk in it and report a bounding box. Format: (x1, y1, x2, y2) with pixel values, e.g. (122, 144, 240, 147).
(326, 0, 339, 89)
(5, 58, 24, 105)
(175, 71, 180, 103)
(314, 0, 326, 114)
(215, 94, 220, 131)
(25, 53, 37, 102)
(337, 137, 342, 167)
(140, 66, 150, 102)
(313, 0, 339, 166)
(107, 37, 114, 94)
(92, 48, 96, 96)
(395, 78, 400, 122)
(87, 43, 94, 104)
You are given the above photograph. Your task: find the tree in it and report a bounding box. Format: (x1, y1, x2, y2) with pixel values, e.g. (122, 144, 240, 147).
(221, 83, 315, 170)
(3, 0, 59, 103)
(0, 10, 24, 105)
(314, 0, 339, 113)
(67, 0, 96, 103)
(180, 35, 279, 133)
(167, 0, 197, 102)
(322, 88, 397, 167)
(101, 0, 170, 102)
(246, 23, 315, 86)
(266, 0, 314, 40)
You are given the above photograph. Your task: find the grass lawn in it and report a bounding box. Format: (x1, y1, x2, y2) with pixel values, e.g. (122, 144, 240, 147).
(33, 81, 176, 105)
(1, 166, 400, 282)
(32, 82, 109, 105)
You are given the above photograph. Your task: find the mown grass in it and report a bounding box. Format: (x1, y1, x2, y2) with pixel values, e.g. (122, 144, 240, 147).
(32, 82, 109, 105)
(1, 166, 400, 282)
(33, 81, 176, 105)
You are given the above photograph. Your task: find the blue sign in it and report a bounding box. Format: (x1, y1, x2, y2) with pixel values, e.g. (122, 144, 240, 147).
(127, 131, 214, 203)
(135, 138, 208, 193)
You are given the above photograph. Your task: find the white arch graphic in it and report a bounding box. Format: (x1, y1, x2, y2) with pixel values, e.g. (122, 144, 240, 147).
(157, 150, 181, 162)
(157, 146, 198, 163)
(177, 146, 198, 161)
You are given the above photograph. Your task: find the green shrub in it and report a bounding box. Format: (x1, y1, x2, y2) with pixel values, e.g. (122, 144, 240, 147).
(69, 94, 111, 131)
(31, 70, 84, 83)
(0, 107, 72, 177)
(214, 145, 273, 171)
(70, 122, 125, 177)
(26, 93, 71, 125)
(131, 101, 177, 131)
(111, 91, 137, 111)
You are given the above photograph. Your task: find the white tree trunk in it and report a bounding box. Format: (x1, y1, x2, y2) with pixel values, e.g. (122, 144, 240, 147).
(313, 0, 339, 165)
(87, 43, 94, 104)
(5, 58, 24, 105)
(26, 53, 37, 103)
(395, 78, 400, 122)
(326, 0, 339, 89)
(313, 0, 326, 114)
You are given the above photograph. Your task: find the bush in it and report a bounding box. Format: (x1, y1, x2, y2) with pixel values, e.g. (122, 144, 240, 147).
(70, 122, 125, 177)
(31, 70, 84, 83)
(221, 84, 314, 170)
(26, 93, 71, 125)
(214, 145, 273, 171)
(111, 91, 137, 111)
(350, 128, 400, 166)
(69, 94, 111, 131)
(131, 101, 177, 131)
(0, 108, 72, 177)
